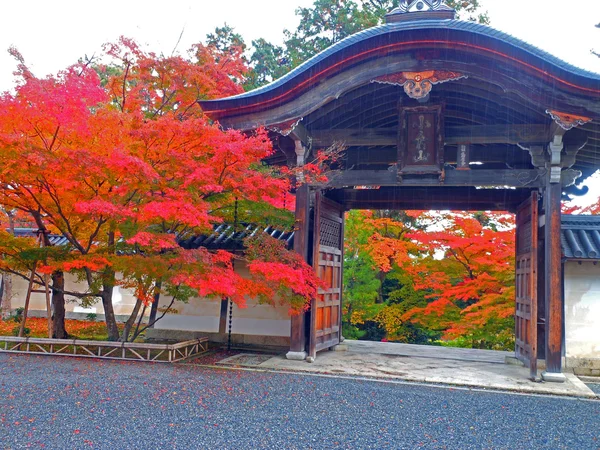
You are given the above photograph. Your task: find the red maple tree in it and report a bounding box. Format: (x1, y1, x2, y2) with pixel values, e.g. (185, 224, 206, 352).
(0, 38, 319, 341)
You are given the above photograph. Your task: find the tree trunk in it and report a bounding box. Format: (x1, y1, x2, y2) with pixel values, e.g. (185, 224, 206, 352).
(132, 303, 147, 342)
(148, 280, 162, 327)
(0, 272, 11, 319)
(102, 230, 120, 341)
(1, 214, 15, 319)
(121, 298, 143, 342)
(101, 273, 120, 341)
(18, 264, 37, 337)
(44, 274, 52, 338)
(376, 271, 385, 304)
(51, 271, 68, 339)
(346, 303, 353, 327)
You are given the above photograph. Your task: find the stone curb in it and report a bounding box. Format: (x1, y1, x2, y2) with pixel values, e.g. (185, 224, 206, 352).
(181, 360, 600, 401)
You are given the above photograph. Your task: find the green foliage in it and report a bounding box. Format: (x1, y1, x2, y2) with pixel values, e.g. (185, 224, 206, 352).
(446, 0, 489, 24)
(343, 211, 384, 329)
(12, 325, 29, 337)
(245, 39, 289, 91)
(282, 0, 380, 68)
(11, 307, 24, 324)
(245, 0, 490, 88)
(441, 316, 515, 351)
(342, 322, 367, 340)
(9, 308, 29, 336)
(205, 24, 247, 63)
(343, 210, 515, 351)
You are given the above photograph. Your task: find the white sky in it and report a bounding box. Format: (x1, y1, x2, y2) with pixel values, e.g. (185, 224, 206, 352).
(1, 0, 599, 90)
(1, 0, 599, 202)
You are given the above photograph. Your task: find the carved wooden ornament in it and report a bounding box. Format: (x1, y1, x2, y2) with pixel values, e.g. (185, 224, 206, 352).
(546, 110, 592, 131)
(372, 71, 467, 99)
(267, 118, 303, 136)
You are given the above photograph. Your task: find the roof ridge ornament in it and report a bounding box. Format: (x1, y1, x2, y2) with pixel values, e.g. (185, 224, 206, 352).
(396, 0, 444, 12)
(386, 0, 455, 23)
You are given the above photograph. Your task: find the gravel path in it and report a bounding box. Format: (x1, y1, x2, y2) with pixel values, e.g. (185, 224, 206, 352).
(1, 353, 599, 449)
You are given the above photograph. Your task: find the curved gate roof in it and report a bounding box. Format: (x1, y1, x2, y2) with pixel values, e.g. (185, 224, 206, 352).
(202, 20, 600, 115)
(200, 12, 600, 184)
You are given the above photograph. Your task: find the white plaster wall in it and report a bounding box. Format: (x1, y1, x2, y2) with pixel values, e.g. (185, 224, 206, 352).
(154, 262, 291, 336)
(10, 273, 139, 317)
(153, 295, 221, 333)
(564, 261, 600, 359)
(9, 261, 292, 337)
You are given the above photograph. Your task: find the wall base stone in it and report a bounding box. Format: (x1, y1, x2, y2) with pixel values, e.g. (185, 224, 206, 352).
(505, 355, 600, 378)
(145, 328, 289, 352)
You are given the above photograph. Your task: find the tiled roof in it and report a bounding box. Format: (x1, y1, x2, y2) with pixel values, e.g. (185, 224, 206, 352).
(11, 228, 70, 247)
(12, 225, 295, 252)
(561, 215, 600, 260)
(176, 224, 294, 251)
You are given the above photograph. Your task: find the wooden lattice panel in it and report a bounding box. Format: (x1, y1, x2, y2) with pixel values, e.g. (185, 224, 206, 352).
(319, 217, 342, 249)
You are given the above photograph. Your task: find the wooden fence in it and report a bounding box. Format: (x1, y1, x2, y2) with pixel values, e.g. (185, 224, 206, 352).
(0, 336, 208, 363)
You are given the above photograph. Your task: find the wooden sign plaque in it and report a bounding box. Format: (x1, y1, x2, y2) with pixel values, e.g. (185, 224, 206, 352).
(398, 104, 444, 176)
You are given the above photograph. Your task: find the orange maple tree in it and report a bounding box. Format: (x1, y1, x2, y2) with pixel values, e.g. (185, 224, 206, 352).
(403, 212, 515, 345)
(344, 210, 516, 348)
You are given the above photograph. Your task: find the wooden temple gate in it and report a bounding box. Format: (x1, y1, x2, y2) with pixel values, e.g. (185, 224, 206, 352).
(515, 192, 539, 380)
(201, 1, 600, 381)
(309, 193, 344, 360)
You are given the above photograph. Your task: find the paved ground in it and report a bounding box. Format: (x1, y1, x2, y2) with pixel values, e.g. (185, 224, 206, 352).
(260, 340, 597, 398)
(589, 383, 600, 395)
(1, 353, 599, 449)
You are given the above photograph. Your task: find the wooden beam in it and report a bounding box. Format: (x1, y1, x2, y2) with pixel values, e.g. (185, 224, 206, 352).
(323, 169, 545, 188)
(343, 145, 532, 167)
(332, 186, 531, 212)
(313, 128, 396, 147)
(311, 125, 550, 147)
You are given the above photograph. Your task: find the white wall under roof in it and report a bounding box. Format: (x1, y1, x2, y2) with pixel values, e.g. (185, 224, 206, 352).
(564, 261, 600, 359)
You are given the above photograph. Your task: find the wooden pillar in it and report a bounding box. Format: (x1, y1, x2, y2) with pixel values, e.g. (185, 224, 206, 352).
(536, 220, 546, 361)
(287, 183, 311, 360)
(542, 138, 565, 382)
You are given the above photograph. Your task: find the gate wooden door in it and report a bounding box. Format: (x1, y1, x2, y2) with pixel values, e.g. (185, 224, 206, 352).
(309, 192, 344, 360)
(515, 191, 539, 380)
